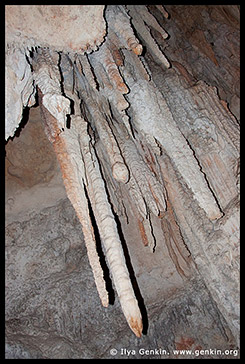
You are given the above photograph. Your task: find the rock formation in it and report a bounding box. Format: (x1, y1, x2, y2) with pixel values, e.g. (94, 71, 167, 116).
(5, 5, 240, 359)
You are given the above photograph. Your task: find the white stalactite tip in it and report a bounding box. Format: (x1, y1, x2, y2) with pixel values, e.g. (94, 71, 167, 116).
(121, 297, 143, 337)
(42, 93, 70, 131)
(112, 162, 129, 183)
(131, 42, 143, 56)
(129, 316, 143, 338)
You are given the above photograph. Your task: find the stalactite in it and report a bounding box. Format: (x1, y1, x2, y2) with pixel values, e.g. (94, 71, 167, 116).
(126, 5, 170, 68)
(119, 136, 167, 217)
(105, 5, 143, 56)
(32, 49, 70, 132)
(88, 45, 130, 122)
(73, 65, 130, 184)
(121, 55, 223, 220)
(38, 91, 109, 308)
(5, 47, 36, 139)
(188, 81, 239, 152)
(98, 44, 129, 94)
(155, 5, 169, 19)
(34, 51, 110, 309)
(151, 69, 239, 211)
(137, 5, 169, 40)
(75, 115, 143, 338)
(161, 201, 192, 278)
(77, 54, 98, 91)
(108, 38, 125, 67)
(33, 50, 143, 337)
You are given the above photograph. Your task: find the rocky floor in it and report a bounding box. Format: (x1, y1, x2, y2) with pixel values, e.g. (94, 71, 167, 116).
(5, 108, 239, 359)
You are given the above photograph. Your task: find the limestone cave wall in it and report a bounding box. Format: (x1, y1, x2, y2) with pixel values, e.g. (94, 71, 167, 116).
(5, 5, 240, 359)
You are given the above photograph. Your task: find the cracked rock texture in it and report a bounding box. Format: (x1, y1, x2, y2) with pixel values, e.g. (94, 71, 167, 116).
(5, 5, 239, 359)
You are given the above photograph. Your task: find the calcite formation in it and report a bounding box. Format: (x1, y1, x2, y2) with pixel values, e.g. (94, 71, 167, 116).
(5, 5, 106, 139)
(5, 5, 106, 53)
(5, 4, 239, 349)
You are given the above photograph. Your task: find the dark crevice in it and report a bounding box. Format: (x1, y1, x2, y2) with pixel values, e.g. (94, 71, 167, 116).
(83, 183, 115, 305)
(57, 52, 65, 96)
(66, 115, 71, 129)
(57, 52, 73, 129)
(148, 213, 157, 253)
(25, 53, 33, 72)
(183, 135, 224, 218)
(85, 54, 100, 91)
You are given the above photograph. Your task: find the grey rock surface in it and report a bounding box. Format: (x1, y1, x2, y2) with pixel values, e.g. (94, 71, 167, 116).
(6, 198, 238, 359)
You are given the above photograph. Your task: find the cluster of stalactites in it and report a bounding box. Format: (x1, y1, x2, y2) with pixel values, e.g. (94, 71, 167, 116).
(6, 4, 223, 337)
(71, 5, 222, 222)
(5, 5, 170, 140)
(23, 5, 172, 338)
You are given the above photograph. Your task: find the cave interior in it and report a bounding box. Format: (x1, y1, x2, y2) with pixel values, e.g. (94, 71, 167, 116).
(5, 5, 240, 359)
